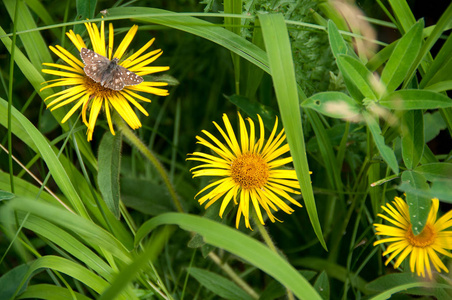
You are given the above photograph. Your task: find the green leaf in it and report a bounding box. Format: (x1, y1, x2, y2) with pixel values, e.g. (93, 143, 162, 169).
(327, 20, 350, 58)
(421, 16, 452, 88)
(401, 171, 431, 235)
(363, 112, 399, 174)
(16, 284, 92, 300)
(258, 13, 326, 250)
(337, 55, 378, 101)
(135, 213, 322, 300)
(401, 110, 424, 169)
(0, 264, 30, 300)
(74, 0, 97, 34)
(0, 190, 15, 201)
(4, 0, 52, 70)
(189, 267, 253, 300)
(423, 111, 447, 142)
(379, 90, 452, 110)
(366, 273, 452, 299)
(380, 20, 423, 93)
(313, 271, 330, 300)
(98, 133, 122, 219)
(301, 92, 362, 121)
(3, 198, 132, 264)
(108, 7, 269, 74)
(414, 163, 452, 181)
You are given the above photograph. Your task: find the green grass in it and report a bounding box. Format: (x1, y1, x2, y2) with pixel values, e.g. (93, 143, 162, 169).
(1, 0, 452, 299)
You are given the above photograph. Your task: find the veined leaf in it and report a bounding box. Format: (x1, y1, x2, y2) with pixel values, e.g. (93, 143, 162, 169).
(401, 171, 431, 235)
(379, 90, 452, 110)
(98, 133, 122, 219)
(401, 110, 424, 169)
(380, 20, 423, 93)
(414, 163, 452, 181)
(302, 92, 362, 121)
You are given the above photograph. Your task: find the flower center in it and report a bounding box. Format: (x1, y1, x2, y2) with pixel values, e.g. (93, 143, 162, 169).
(230, 153, 269, 190)
(406, 224, 436, 247)
(84, 77, 117, 97)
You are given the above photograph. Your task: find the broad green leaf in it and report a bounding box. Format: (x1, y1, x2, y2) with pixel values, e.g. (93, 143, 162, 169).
(258, 13, 326, 250)
(301, 92, 362, 121)
(430, 181, 452, 203)
(401, 110, 424, 169)
(424, 80, 452, 93)
(0, 264, 29, 300)
(379, 90, 452, 110)
(6, 256, 134, 299)
(327, 20, 349, 58)
(337, 55, 379, 101)
(107, 7, 269, 74)
(189, 267, 253, 300)
(74, 0, 97, 34)
(98, 133, 122, 219)
(313, 271, 330, 300)
(380, 20, 423, 93)
(17, 284, 92, 300)
(387, 0, 416, 34)
(0, 190, 15, 201)
(0, 97, 89, 218)
(424, 111, 447, 142)
(363, 112, 399, 174)
(8, 213, 115, 280)
(135, 213, 322, 300)
(401, 171, 431, 235)
(414, 163, 452, 181)
(3, 198, 132, 264)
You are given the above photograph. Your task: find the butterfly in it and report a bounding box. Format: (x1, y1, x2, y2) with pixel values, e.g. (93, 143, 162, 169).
(80, 48, 143, 91)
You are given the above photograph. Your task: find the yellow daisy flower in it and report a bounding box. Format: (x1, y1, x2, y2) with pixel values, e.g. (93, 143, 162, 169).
(41, 20, 169, 141)
(374, 196, 452, 279)
(188, 112, 303, 229)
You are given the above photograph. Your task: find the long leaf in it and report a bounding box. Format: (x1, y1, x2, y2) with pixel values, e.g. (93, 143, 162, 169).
(363, 112, 399, 174)
(106, 7, 269, 74)
(258, 13, 326, 250)
(379, 90, 452, 110)
(135, 213, 322, 300)
(380, 20, 423, 93)
(401, 110, 424, 169)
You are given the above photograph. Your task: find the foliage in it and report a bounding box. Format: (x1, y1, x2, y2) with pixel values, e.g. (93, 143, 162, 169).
(1, 0, 452, 299)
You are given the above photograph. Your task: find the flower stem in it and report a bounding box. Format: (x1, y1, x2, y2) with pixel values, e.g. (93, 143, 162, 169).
(252, 214, 295, 300)
(208, 252, 259, 299)
(113, 114, 184, 213)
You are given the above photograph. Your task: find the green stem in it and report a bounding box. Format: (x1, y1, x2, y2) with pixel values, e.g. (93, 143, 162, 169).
(252, 214, 295, 300)
(113, 114, 184, 213)
(208, 252, 259, 299)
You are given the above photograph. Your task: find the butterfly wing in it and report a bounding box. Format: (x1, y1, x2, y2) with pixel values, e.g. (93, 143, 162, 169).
(80, 48, 110, 83)
(119, 65, 144, 86)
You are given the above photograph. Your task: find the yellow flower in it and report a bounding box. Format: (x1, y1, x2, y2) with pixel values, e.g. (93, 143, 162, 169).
(188, 112, 303, 229)
(374, 196, 452, 279)
(41, 21, 169, 141)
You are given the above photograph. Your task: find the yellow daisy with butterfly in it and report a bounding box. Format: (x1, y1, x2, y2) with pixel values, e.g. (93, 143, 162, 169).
(41, 20, 169, 141)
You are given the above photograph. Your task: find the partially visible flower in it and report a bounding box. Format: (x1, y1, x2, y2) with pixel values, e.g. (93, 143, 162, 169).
(374, 196, 452, 279)
(41, 20, 169, 141)
(188, 112, 303, 229)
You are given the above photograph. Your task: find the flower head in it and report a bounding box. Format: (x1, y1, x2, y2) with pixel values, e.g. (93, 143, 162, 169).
(41, 21, 169, 141)
(374, 196, 452, 279)
(188, 112, 303, 229)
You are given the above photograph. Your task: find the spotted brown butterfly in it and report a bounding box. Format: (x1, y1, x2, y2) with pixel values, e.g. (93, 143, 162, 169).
(80, 48, 143, 91)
